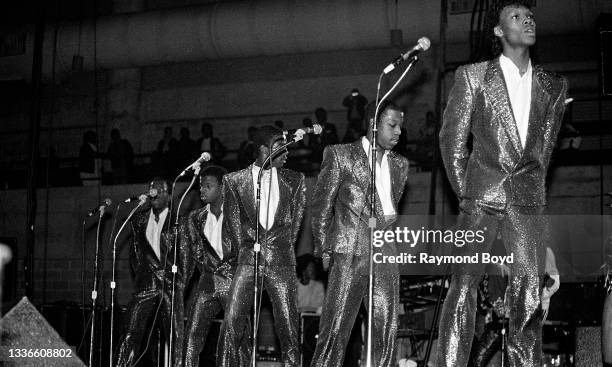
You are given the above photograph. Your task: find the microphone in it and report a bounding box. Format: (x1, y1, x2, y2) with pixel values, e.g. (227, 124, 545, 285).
(283, 123, 323, 142)
(124, 188, 159, 203)
(86, 198, 112, 217)
(180, 152, 212, 175)
(383, 37, 431, 74)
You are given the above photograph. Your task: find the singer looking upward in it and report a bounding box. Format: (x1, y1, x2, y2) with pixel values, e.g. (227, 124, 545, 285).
(115, 178, 187, 367)
(217, 125, 306, 367)
(435, 1, 568, 366)
(310, 101, 409, 367)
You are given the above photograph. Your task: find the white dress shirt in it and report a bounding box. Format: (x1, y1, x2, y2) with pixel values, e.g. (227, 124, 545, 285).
(361, 137, 395, 216)
(499, 54, 532, 149)
(203, 204, 224, 259)
(145, 208, 168, 260)
(297, 279, 326, 313)
(252, 165, 279, 230)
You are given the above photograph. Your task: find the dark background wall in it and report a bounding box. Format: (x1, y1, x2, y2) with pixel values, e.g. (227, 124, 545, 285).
(0, 0, 611, 308)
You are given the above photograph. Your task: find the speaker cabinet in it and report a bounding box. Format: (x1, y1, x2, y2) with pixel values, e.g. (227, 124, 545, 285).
(575, 326, 602, 367)
(40, 302, 129, 367)
(0, 297, 86, 366)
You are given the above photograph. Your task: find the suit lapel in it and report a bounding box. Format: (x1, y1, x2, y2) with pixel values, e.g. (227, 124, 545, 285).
(199, 207, 221, 262)
(351, 141, 371, 194)
(388, 153, 402, 211)
(484, 59, 523, 157)
(238, 166, 257, 227)
(141, 209, 169, 265)
(351, 140, 385, 221)
(523, 66, 551, 154)
(159, 209, 173, 263)
(274, 170, 291, 226)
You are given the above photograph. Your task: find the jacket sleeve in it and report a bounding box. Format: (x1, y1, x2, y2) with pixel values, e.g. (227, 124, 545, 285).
(290, 173, 307, 248)
(128, 220, 139, 278)
(543, 76, 569, 169)
(178, 214, 195, 285)
(439, 65, 475, 199)
(311, 146, 341, 256)
(221, 176, 241, 266)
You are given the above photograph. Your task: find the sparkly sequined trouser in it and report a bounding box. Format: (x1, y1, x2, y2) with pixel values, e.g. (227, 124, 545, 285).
(183, 280, 227, 367)
(217, 264, 299, 367)
(311, 253, 399, 367)
(436, 204, 546, 367)
(115, 283, 184, 367)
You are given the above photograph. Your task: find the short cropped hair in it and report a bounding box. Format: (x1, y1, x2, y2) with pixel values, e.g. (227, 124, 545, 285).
(200, 165, 227, 185)
(364, 100, 403, 128)
(149, 177, 171, 194)
(253, 125, 282, 149)
(485, 0, 534, 56)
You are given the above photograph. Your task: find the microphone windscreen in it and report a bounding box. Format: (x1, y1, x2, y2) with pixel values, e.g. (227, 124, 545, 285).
(104, 198, 112, 206)
(312, 123, 323, 135)
(201, 152, 212, 162)
(418, 37, 431, 51)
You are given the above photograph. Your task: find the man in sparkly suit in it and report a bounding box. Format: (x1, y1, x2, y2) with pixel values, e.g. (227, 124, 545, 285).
(310, 101, 410, 367)
(217, 125, 306, 367)
(181, 165, 239, 367)
(115, 178, 186, 367)
(436, 1, 568, 366)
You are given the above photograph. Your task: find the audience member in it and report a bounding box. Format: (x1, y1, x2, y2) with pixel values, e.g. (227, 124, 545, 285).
(176, 127, 198, 171)
(78, 130, 103, 186)
(558, 122, 581, 151)
(342, 88, 368, 136)
(196, 121, 226, 164)
(155, 126, 178, 176)
(415, 110, 437, 170)
(341, 125, 361, 143)
(107, 128, 134, 184)
(38, 146, 60, 186)
(315, 107, 339, 148)
(296, 254, 325, 314)
(237, 126, 258, 169)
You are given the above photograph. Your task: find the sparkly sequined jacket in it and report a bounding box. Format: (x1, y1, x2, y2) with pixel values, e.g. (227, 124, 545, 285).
(440, 59, 568, 209)
(130, 210, 186, 291)
(180, 206, 233, 292)
(222, 165, 306, 267)
(311, 141, 410, 257)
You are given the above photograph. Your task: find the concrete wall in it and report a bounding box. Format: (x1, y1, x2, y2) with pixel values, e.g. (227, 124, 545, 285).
(0, 46, 440, 167)
(1, 33, 605, 168)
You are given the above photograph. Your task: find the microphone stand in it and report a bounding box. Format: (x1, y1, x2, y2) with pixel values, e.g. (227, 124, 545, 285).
(365, 56, 419, 367)
(167, 164, 201, 367)
(250, 137, 298, 367)
(108, 200, 145, 367)
(88, 206, 106, 367)
(106, 201, 122, 367)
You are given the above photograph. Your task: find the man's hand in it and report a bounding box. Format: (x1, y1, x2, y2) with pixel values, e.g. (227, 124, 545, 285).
(322, 253, 331, 271)
(541, 273, 560, 320)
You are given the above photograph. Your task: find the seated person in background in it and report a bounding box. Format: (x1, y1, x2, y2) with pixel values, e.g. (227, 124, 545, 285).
(296, 254, 325, 314)
(197, 121, 227, 164)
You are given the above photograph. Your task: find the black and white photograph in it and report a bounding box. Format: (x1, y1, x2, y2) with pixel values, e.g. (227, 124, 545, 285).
(1, 0, 612, 366)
